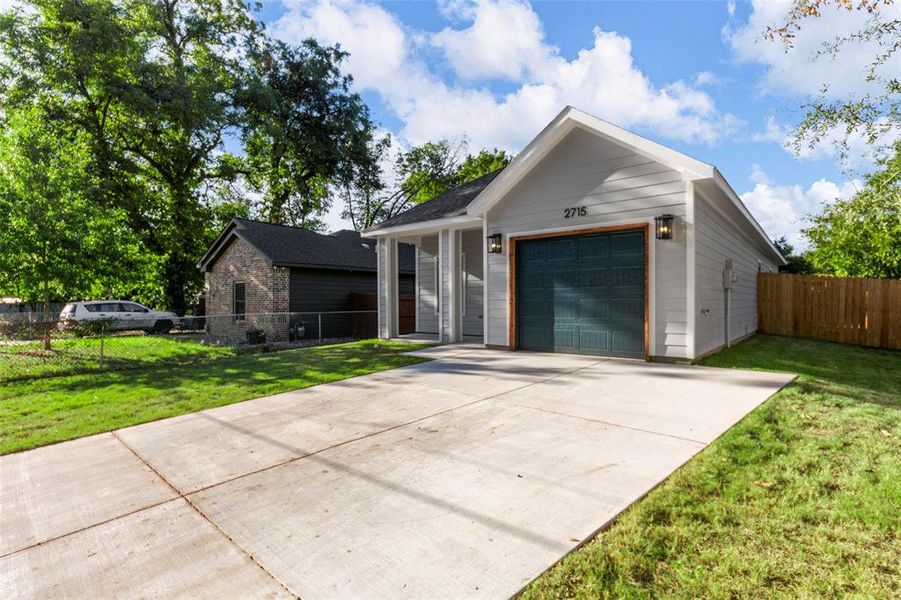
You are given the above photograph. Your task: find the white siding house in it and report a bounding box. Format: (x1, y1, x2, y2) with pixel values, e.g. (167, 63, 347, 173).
(366, 107, 784, 361)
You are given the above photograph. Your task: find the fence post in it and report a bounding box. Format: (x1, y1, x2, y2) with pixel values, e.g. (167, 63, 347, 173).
(318, 313, 322, 344)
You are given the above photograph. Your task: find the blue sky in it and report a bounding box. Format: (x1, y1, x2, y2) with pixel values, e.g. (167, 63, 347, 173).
(262, 0, 899, 247)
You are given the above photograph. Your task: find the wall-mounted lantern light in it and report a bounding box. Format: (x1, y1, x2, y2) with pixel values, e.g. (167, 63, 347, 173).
(655, 214, 675, 240)
(487, 233, 503, 254)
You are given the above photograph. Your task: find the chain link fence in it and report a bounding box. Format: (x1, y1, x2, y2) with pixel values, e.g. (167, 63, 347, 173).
(0, 311, 378, 383)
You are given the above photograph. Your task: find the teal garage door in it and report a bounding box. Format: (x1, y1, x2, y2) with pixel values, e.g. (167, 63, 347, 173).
(515, 230, 645, 358)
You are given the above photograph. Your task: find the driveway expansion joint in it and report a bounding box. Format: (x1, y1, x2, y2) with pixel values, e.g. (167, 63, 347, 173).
(181, 357, 608, 498)
(510, 403, 708, 446)
(109, 431, 299, 599)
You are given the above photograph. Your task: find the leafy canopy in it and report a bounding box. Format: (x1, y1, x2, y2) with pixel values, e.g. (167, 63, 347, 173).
(342, 138, 511, 231)
(0, 0, 380, 309)
(0, 107, 144, 320)
(804, 141, 901, 278)
(766, 0, 901, 160)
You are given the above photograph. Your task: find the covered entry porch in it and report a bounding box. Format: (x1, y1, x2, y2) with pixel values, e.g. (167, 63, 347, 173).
(377, 225, 486, 344)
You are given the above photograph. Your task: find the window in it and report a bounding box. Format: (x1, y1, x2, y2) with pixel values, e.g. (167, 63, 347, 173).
(233, 282, 246, 321)
(85, 304, 102, 313)
(125, 303, 149, 313)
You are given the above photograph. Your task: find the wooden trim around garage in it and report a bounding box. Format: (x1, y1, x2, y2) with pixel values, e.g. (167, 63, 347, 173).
(507, 222, 650, 360)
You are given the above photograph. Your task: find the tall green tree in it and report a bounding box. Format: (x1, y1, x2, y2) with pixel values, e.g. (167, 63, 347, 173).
(342, 139, 511, 231)
(766, 0, 900, 158)
(1, 0, 380, 310)
(804, 142, 901, 278)
(772, 236, 813, 274)
(241, 40, 379, 230)
(1, 0, 262, 310)
(0, 108, 136, 347)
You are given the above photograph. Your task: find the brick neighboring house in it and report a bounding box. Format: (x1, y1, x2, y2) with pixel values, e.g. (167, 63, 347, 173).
(198, 218, 414, 343)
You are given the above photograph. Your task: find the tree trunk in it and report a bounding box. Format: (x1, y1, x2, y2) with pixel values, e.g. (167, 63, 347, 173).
(165, 261, 187, 314)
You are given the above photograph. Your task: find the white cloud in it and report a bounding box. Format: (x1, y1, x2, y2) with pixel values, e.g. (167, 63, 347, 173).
(752, 115, 900, 170)
(692, 71, 717, 86)
(727, 0, 901, 99)
(727, 0, 736, 17)
(274, 0, 740, 152)
(751, 115, 790, 144)
(273, 0, 410, 94)
(740, 166, 860, 249)
(431, 0, 553, 81)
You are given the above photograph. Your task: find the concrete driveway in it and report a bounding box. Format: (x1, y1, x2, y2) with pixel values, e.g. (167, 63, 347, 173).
(1, 346, 794, 599)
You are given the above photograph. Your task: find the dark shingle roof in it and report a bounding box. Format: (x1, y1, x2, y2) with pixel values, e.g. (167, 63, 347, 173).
(199, 219, 415, 273)
(370, 168, 504, 230)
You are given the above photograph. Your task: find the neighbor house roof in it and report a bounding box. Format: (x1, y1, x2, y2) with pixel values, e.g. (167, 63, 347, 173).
(365, 168, 505, 232)
(198, 218, 415, 273)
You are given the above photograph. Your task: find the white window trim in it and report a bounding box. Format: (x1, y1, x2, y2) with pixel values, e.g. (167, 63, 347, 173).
(233, 281, 246, 322)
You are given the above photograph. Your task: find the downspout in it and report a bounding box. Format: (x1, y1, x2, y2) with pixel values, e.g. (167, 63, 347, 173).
(723, 258, 735, 348)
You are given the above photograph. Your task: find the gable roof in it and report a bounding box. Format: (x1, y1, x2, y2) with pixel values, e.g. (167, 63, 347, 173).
(198, 218, 415, 273)
(365, 169, 505, 233)
(364, 105, 783, 265)
(467, 106, 715, 217)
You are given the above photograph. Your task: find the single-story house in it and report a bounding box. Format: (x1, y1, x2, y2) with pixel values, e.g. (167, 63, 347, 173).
(198, 218, 414, 342)
(364, 106, 785, 361)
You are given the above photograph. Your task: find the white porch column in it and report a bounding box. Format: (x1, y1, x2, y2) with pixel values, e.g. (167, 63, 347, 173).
(378, 237, 399, 339)
(386, 237, 399, 338)
(437, 228, 460, 343)
(448, 229, 460, 343)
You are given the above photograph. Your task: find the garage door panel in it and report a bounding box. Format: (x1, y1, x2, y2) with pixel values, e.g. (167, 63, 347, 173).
(612, 329, 644, 354)
(578, 268, 610, 287)
(546, 239, 576, 262)
(579, 329, 609, 352)
(553, 298, 577, 319)
(611, 233, 643, 257)
(611, 265, 644, 285)
(516, 229, 645, 358)
(553, 327, 575, 349)
(578, 236, 610, 259)
(610, 298, 643, 321)
(520, 272, 547, 290)
(552, 272, 578, 289)
(579, 297, 609, 320)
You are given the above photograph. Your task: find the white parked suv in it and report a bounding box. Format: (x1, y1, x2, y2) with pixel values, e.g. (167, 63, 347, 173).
(59, 301, 180, 334)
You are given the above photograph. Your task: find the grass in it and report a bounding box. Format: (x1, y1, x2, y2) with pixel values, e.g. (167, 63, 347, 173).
(0, 339, 428, 455)
(0, 334, 236, 382)
(522, 335, 901, 599)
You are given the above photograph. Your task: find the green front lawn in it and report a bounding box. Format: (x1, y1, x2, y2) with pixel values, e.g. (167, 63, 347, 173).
(0, 334, 237, 382)
(0, 340, 428, 455)
(522, 335, 901, 598)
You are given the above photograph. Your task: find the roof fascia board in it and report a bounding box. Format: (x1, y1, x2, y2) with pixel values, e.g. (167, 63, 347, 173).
(197, 221, 238, 270)
(710, 169, 787, 265)
(363, 215, 483, 237)
(466, 107, 574, 217)
(567, 111, 714, 179)
(467, 106, 715, 217)
(198, 228, 275, 272)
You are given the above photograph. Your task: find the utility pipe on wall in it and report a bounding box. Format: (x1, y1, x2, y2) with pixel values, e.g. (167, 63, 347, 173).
(723, 258, 736, 348)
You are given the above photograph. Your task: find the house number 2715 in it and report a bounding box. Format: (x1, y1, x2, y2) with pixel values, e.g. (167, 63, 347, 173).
(564, 206, 587, 218)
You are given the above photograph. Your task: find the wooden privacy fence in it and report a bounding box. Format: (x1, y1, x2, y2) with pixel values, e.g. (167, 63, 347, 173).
(758, 273, 901, 350)
(348, 293, 416, 335)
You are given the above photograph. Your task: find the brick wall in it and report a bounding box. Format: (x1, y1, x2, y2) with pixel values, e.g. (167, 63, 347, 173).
(204, 236, 290, 342)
